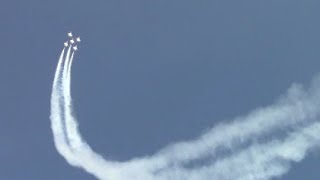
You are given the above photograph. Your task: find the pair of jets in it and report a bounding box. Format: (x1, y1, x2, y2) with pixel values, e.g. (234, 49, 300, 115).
(64, 32, 81, 51)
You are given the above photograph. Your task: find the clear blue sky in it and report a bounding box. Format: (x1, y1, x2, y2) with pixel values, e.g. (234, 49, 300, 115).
(1, 0, 320, 179)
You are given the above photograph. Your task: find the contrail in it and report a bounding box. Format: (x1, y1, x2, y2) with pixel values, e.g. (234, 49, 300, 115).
(50, 39, 320, 180)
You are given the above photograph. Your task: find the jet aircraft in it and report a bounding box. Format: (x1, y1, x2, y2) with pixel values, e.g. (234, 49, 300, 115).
(66, 32, 80, 50)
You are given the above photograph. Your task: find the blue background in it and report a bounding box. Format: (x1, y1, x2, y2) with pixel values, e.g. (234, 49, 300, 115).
(1, 0, 320, 179)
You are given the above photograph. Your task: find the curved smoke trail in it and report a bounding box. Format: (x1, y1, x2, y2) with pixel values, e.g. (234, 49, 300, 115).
(50, 42, 320, 180)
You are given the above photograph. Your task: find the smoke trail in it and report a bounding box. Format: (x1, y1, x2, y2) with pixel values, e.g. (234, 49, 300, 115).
(63, 50, 82, 149)
(58, 46, 121, 180)
(51, 43, 320, 180)
(148, 82, 320, 168)
(50, 47, 79, 166)
(152, 121, 320, 180)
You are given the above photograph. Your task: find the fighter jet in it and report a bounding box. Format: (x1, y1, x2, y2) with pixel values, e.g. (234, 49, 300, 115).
(70, 39, 75, 44)
(73, 46, 78, 51)
(68, 32, 73, 38)
(64, 41, 68, 47)
(76, 37, 81, 42)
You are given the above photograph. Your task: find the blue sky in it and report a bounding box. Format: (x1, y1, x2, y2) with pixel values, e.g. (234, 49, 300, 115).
(2, 0, 320, 179)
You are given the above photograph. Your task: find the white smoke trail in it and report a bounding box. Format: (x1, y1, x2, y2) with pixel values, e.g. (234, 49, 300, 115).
(147, 82, 320, 168)
(63, 50, 82, 149)
(152, 122, 320, 180)
(51, 43, 320, 180)
(59, 46, 121, 179)
(50, 47, 79, 166)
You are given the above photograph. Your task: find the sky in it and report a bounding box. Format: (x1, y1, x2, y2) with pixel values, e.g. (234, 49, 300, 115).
(2, 0, 320, 179)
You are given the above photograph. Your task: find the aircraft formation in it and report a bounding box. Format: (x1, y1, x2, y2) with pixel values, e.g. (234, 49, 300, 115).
(64, 32, 81, 51)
